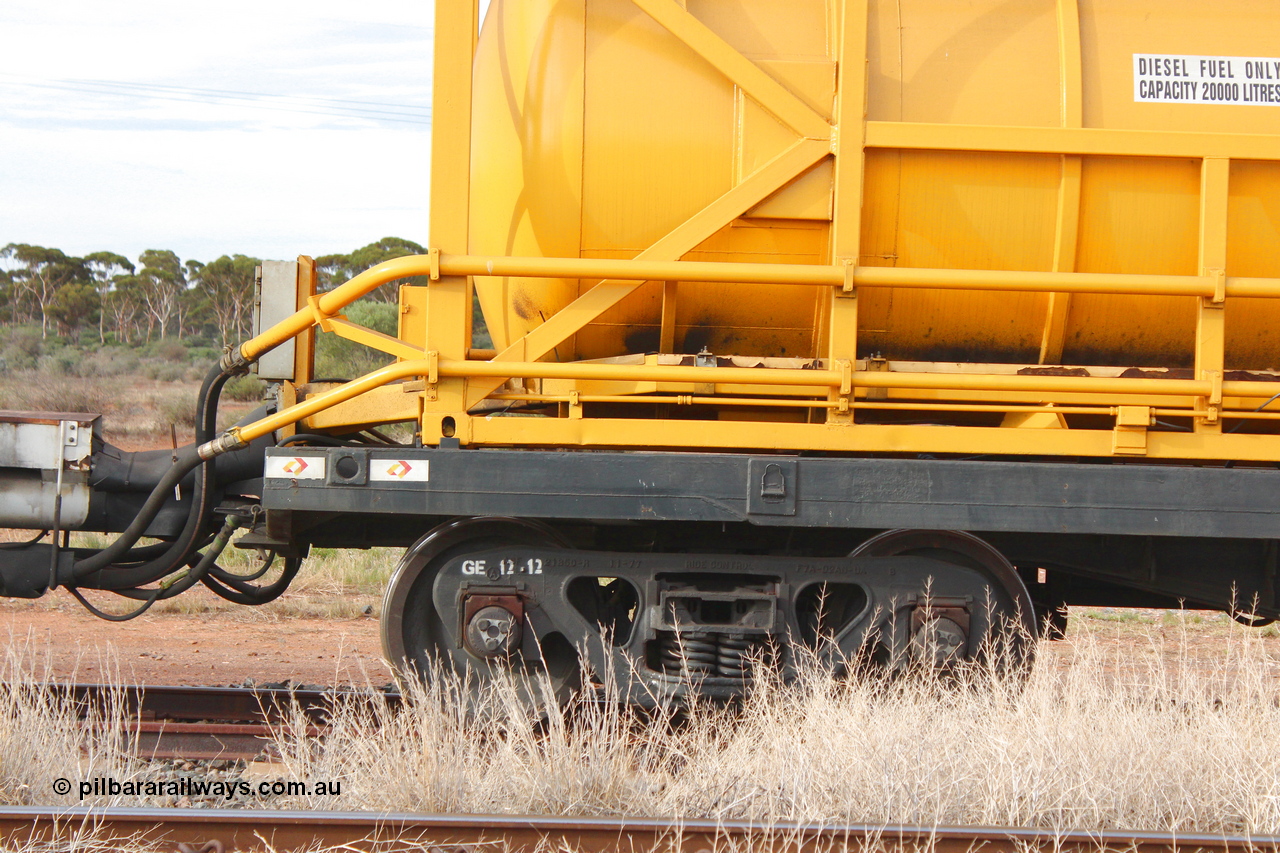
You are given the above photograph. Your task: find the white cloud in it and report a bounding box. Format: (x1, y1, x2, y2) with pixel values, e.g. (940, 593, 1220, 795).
(0, 0, 435, 264)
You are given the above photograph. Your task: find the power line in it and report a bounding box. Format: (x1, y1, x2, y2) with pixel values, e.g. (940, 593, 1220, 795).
(0, 74, 431, 126)
(65, 77, 431, 116)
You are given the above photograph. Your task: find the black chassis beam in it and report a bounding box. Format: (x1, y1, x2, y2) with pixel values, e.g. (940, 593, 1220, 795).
(262, 446, 1280, 540)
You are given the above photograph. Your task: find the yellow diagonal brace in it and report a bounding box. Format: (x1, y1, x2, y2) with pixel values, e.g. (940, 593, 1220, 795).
(326, 317, 425, 362)
(466, 137, 830, 407)
(630, 0, 832, 141)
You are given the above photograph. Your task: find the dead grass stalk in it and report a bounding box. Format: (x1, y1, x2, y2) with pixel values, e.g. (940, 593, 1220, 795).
(269, 617, 1280, 834)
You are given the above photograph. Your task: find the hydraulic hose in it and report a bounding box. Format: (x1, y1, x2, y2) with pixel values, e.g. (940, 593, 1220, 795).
(71, 362, 234, 582)
(210, 549, 276, 582)
(69, 444, 204, 579)
(200, 556, 301, 605)
(69, 537, 212, 567)
(71, 515, 243, 621)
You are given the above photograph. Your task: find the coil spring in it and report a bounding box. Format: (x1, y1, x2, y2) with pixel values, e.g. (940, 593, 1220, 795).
(657, 632, 768, 678)
(717, 635, 752, 678)
(660, 633, 718, 674)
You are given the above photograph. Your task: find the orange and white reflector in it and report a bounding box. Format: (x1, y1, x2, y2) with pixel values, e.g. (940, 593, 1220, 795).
(265, 455, 326, 480)
(371, 459, 430, 483)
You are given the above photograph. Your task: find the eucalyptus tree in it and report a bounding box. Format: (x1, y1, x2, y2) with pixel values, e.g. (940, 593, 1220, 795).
(46, 280, 100, 341)
(0, 244, 87, 339)
(103, 276, 144, 344)
(191, 254, 259, 346)
(137, 249, 186, 340)
(323, 237, 428, 303)
(84, 251, 135, 344)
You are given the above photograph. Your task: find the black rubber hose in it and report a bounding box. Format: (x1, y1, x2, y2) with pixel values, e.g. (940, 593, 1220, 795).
(200, 556, 301, 605)
(71, 362, 230, 581)
(71, 516, 242, 620)
(69, 444, 203, 578)
(76, 460, 217, 591)
(74, 532, 217, 578)
(90, 404, 276, 494)
(67, 586, 158, 622)
(68, 536, 216, 567)
(209, 549, 276, 582)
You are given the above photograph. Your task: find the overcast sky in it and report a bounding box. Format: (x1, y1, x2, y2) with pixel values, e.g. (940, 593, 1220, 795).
(0, 1, 444, 265)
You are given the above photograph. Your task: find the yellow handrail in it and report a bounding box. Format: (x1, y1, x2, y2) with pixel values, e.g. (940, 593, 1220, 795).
(236, 252, 1280, 371)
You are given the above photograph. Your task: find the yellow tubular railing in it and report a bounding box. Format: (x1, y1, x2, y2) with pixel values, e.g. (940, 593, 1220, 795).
(238, 256, 435, 364)
(436, 253, 1280, 298)
(232, 360, 433, 445)
(437, 358, 1279, 400)
(209, 251, 1280, 459)
(238, 252, 1280, 373)
(219, 356, 1280, 450)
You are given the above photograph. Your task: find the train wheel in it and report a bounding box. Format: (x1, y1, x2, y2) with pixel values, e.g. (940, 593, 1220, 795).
(380, 517, 580, 706)
(850, 529, 1038, 676)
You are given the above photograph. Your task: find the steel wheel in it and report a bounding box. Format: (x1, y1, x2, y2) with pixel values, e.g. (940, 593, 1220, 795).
(850, 529, 1037, 675)
(381, 517, 580, 704)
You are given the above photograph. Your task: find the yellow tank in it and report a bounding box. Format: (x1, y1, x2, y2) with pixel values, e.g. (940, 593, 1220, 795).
(469, 0, 1280, 369)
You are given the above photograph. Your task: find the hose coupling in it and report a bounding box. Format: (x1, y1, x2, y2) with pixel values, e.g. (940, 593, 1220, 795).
(219, 346, 252, 376)
(198, 430, 247, 460)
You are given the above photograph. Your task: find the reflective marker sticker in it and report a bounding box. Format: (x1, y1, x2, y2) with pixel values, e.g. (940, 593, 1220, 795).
(1134, 54, 1280, 105)
(370, 459, 430, 483)
(265, 455, 326, 480)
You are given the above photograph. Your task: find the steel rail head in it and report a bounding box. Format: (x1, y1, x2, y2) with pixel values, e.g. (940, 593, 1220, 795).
(3, 808, 1279, 853)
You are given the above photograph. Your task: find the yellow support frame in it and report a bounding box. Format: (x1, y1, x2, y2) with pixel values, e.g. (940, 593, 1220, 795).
(825, 0, 868, 424)
(420, 0, 476, 442)
(1037, 0, 1083, 365)
(1196, 158, 1230, 433)
(224, 0, 1280, 463)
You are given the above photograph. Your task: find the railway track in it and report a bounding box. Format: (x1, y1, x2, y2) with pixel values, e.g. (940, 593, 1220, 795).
(1, 807, 1277, 853)
(63, 683, 400, 761)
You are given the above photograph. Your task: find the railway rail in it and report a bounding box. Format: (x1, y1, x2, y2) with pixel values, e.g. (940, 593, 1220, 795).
(63, 683, 400, 761)
(2, 808, 1277, 853)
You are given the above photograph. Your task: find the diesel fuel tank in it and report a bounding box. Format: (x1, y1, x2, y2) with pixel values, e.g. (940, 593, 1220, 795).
(468, 0, 1280, 369)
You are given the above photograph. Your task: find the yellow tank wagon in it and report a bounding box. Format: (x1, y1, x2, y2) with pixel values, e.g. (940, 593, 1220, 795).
(246, 0, 1280, 466)
(3, 1, 1280, 701)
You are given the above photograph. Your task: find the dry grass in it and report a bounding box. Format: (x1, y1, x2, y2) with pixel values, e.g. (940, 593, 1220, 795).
(0, 370, 259, 445)
(2, 610, 1280, 835)
(0, 642, 141, 808)
(266, 617, 1280, 834)
(147, 546, 393, 620)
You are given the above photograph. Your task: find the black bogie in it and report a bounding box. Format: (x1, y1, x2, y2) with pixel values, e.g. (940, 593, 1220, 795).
(380, 523, 1035, 703)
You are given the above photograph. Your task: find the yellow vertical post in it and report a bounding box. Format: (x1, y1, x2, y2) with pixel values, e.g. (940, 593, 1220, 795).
(826, 0, 869, 424)
(293, 256, 316, 387)
(659, 280, 678, 353)
(1196, 156, 1229, 433)
(1038, 0, 1083, 365)
(424, 0, 477, 443)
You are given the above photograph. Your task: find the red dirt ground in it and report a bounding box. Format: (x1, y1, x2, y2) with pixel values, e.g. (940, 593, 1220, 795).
(0, 597, 388, 688)
(4, 593, 1280, 688)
